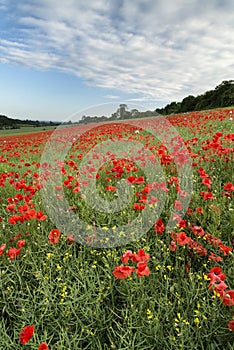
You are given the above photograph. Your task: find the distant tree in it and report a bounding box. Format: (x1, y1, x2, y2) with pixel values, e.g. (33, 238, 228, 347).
(165, 101, 181, 114)
(118, 104, 127, 119)
(99, 115, 108, 122)
(131, 109, 139, 117)
(195, 99, 209, 111)
(221, 89, 234, 107)
(180, 95, 197, 112)
(110, 112, 118, 120)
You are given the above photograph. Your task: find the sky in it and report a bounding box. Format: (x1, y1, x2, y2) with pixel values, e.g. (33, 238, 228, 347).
(0, 0, 233, 122)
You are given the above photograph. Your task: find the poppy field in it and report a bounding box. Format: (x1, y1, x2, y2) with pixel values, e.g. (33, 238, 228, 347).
(0, 108, 233, 349)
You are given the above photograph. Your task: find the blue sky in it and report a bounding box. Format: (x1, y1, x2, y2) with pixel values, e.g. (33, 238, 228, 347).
(0, 0, 233, 121)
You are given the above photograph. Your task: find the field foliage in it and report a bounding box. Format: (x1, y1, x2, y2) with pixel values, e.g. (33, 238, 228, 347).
(0, 109, 233, 349)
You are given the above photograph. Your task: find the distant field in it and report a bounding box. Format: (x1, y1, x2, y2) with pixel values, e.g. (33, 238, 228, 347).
(1, 106, 233, 138)
(0, 125, 57, 136)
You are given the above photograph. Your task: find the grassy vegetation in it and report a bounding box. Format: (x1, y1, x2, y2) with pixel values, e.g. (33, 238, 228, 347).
(0, 109, 233, 349)
(0, 125, 57, 136)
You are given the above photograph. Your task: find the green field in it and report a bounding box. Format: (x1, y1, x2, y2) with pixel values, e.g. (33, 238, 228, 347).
(0, 109, 233, 349)
(0, 125, 57, 136)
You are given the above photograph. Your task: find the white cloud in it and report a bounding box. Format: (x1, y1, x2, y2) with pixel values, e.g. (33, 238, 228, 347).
(104, 95, 120, 99)
(0, 0, 234, 102)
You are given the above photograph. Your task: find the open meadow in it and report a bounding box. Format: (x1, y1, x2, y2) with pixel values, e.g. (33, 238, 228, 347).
(0, 109, 233, 349)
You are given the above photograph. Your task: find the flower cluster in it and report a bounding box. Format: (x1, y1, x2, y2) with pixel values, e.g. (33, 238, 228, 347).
(113, 249, 150, 279)
(169, 224, 232, 263)
(19, 324, 49, 348)
(0, 231, 29, 261)
(206, 266, 234, 331)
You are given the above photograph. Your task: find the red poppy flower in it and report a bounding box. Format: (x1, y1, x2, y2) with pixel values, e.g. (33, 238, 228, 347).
(178, 220, 187, 229)
(19, 325, 34, 344)
(208, 279, 228, 292)
(126, 176, 136, 184)
(133, 203, 145, 210)
(136, 262, 150, 277)
(121, 250, 134, 263)
(223, 182, 234, 191)
(38, 342, 49, 350)
(25, 209, 37, 219)
(192, 242, 207, 256)
(186, 207, 193, 216)
(48, 229, 61, 245)
(197, 167, 208, 178)
(134, 176, 145, 184)
(154, 219, 165, 234)
(178, 185, 187, 196)
(36, 211, 47, 221)
(206, 266, 226, 281)
(6, 203, 16, 212)
(218, 245, 232, 256)
(17, 239, 26, 248)
(72, 186, 80, 193)
(176, 232, 191, 245)
(169, 241, 177, 252)
(67, 234, 75, 243)
(196, 206, 203, 214)
(209, 266, 223, 275)
(105, 185, 116, 192)
(143, 185, 151, 194)
(228, 320, 234, 331)
(205, 234, 222, 247)
(208, 252, 223, 262)
(8, 215, 24, 225)
(222, 290, 234, 306)
(174, 200, 183, 211)
(15, 193, 24, 201)
(191, 226, 205, 237)
(200, 191, 214, 200)
(7, 247, 21, 260)
(172, 213, 182, 224)
(112, 265, 134, 279)
(134, 249, 150, 262)
(202, 177, 212, 189)
(0, 243, 6, 256)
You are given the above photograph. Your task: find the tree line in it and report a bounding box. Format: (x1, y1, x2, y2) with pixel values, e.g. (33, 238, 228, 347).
(155, 80, 234, 115)
(79, 104, 157, 124)
(0, 115, 59, 130)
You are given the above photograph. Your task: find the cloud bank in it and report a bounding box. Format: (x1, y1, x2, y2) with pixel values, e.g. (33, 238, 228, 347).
(0, 0, 234, 102)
